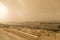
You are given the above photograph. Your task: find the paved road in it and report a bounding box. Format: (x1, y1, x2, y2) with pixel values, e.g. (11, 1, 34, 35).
(0, 29, 27, 40)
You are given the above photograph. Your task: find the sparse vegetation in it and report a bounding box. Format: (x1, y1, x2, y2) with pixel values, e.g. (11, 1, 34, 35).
(0, 22, 60, 40)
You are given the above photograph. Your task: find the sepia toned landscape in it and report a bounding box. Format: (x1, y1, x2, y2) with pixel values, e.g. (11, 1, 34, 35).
(0, 22, 60, 40)
(0, 0, 60, 40)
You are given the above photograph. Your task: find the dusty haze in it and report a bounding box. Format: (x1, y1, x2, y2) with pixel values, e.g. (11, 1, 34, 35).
(0, 0, 60, 23)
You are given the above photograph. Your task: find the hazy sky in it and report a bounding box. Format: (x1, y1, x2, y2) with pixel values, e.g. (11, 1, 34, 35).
(0, 0, 60, 23)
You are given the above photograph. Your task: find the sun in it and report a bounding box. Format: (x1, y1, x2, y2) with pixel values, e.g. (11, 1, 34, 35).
(0, 2, 8, 19)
